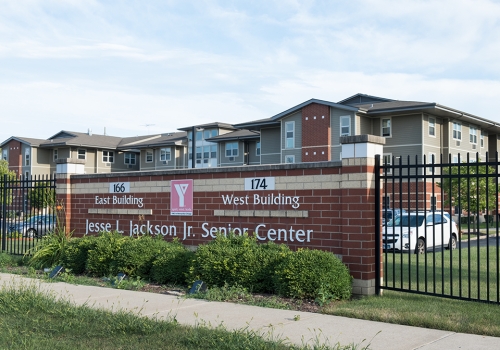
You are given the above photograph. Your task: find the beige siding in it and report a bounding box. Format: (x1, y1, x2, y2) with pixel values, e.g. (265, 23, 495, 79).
(358, 115, 372, 135)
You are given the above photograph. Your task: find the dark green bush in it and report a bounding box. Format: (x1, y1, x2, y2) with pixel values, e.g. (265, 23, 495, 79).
(188, 233, 290, 293)
(274, 248, 352, 301)
(150, 242, 194, 285)
(61, 235, 98, 274)
(110, 236, 168, 278)
(86, 231, 127, 276)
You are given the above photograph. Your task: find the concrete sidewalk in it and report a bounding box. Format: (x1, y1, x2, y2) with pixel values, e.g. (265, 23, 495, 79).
(1, 273, 498, 349)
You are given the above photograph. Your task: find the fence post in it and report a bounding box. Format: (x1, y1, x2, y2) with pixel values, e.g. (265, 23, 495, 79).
(1, 174, 7, 251)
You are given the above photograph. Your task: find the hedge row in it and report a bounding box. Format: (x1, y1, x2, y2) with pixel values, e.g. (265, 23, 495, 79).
(31, 231, 353, 301)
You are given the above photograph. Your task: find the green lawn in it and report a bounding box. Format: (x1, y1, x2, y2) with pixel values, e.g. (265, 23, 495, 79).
(382, 246, 500, 302)
(0, 283, 362, 350)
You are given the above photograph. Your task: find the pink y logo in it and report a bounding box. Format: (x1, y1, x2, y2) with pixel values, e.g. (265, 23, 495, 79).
(171, 179, 193, 216)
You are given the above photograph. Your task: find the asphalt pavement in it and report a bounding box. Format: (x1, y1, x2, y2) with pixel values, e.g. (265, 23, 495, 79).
(1, 272, 499, 350)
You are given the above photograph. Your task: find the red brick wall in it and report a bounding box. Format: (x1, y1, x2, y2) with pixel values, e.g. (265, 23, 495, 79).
(5, 140, 22, 175)
(301, 103, 331, 162)
(56, 162, 377, 282)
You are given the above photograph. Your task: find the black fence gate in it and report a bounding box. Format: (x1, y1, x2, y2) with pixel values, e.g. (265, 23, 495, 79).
(1, 174, 56, 256)
(375, 153, 500, 304)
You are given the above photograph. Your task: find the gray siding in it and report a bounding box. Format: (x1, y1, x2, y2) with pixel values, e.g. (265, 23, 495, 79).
(248, 140, 261, 165)
(447, 120, 487, 162)
(422, 114, 442, 161)
(261, 127, 281, 165)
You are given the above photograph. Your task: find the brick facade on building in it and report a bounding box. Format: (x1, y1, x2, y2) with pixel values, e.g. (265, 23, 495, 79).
(301, 103, 331, 162)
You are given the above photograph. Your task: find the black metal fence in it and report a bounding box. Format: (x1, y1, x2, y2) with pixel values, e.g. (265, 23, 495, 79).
(1, 174, 56, 255)
(375, 153, 500, 303)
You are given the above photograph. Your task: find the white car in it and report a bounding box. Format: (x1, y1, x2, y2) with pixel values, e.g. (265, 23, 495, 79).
(383, 211, 459, 254)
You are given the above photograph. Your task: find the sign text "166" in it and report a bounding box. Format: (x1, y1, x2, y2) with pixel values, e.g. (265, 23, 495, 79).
(109, 182, 130, 193)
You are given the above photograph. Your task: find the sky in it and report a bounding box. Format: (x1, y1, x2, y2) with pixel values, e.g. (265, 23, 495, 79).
(1, 0, 500, 142)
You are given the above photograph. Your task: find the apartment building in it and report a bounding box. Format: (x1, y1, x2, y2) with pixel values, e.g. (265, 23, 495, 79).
(2, 93, 500, 176)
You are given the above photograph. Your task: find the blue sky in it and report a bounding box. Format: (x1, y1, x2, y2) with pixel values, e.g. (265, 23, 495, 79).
(1, 0, 500, 141)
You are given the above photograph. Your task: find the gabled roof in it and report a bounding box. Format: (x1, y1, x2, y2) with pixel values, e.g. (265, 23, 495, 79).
(206, 129, 260, 142)
(177, 122, 236, 132)
(0, 136, 47, 148)
(118, 132, 187, 149)
(235, 98, 359, 129)
(337, 93, 394, 106)
(40, 130, 124, 149)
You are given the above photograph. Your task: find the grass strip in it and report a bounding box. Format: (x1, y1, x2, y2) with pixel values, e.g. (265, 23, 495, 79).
(0, 281, 366, 350)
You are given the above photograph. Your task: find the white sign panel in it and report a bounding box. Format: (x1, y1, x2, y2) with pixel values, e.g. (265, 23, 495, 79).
(109, 182, 130, 193)
(244, 177, 275, 191)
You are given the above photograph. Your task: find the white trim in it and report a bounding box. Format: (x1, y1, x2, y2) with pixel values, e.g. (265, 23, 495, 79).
(428, 116, 436, 137)
(452, 121, 462, 141)
(145, 150, 153, 163)
(381, 117, 392, 138)
(285, 121, 295, 149)
(340, 115, 351, 136)
(102, 150, 114, 163)
(382, 153, 392, 175)
(77, 148, 86, 160)
(469, 126, 478, 144)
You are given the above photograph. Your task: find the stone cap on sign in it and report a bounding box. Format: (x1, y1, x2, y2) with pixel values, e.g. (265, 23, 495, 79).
(340, 135, 385, 159)
(340, 135, 386, 145)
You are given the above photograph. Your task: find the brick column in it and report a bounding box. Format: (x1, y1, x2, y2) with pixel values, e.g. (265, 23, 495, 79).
(55, 159, 85, 233)
(340, 135, 385, 296)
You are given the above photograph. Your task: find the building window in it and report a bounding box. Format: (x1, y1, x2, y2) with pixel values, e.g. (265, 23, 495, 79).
(452, 155, 459, 164)
(146, 150, 153, 163)
(210, 145, 217, 158)
(340, 116, 351, 136)
(481, 132, 485, 148)
(25, 171, 29, 178)
(452, 122, 462, 140)
(428, 117, 436, 136)
(203, 146, 210, 159)
(102, 151, 114, 163)
(53, 149, 58, 161)
(160, 148, 171, 162)
(124, 153, 136, 165)
(382, 196, 390, 209)
(256, 141, 261, 156)
(188, 147, 192, 160)
(25, 151, 30, 166)
(382, 118, 391, 137)
(211, 129, 218, 137)
(383, 153, 392, 175)
(469, 126, 477, 144)
(2, 149, 7, 160)
(196, 131, 202, 141)
(430, 196, 437, 211)
(225, 142, 238, 157)
(77, 149, 86, 160)
(285, 121, 295, 149)
(187, 131, 192, 141)
(427, 153, 436, 174)
(285, 155, 295, 163)
(196, 147, 202, 160)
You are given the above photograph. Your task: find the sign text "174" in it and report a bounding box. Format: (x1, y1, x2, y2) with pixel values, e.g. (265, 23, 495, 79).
(244, 177, 275, 191)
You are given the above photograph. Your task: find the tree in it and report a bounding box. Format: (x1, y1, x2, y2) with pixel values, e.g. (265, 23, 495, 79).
(438, 160, 497, 214)
(0, 159, 17, 207)
(28, 182, 56, 210)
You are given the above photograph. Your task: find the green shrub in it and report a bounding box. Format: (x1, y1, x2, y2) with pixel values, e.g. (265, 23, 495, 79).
(110, 236, 168, 278)
(274, 248, 352, 301)
(27, 225, 73, 269)
(0, 252, 16, 267)
(188, 233, 289, 293)
(150, 241, 194, 285)
(61, 235, 98, 274)
(86, 231, 127, 276)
